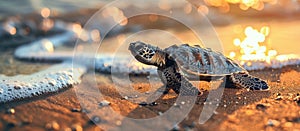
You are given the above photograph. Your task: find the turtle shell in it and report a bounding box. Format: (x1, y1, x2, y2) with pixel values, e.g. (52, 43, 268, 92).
(164, 44, 247, 80)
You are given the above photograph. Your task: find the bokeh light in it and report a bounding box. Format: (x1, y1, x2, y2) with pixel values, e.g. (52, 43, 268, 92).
(204, 0, 277, 11)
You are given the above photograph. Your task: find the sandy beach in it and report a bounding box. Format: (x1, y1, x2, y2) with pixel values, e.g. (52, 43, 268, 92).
(0, 50, 300, 130)
(1, 65, 300, 131)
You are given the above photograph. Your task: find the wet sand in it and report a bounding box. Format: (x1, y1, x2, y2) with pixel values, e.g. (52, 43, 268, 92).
(0, 65, 300, 131)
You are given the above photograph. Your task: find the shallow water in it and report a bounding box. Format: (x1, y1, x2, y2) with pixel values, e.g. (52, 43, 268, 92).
(0, 0, 106, 19)
(0, 49, 50, 76)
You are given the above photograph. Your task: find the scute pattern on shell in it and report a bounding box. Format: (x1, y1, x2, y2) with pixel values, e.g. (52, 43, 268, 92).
(164, 44, 246, 77)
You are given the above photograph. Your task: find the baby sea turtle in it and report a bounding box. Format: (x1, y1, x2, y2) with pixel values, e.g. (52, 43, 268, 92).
(128, 41, 269, 96)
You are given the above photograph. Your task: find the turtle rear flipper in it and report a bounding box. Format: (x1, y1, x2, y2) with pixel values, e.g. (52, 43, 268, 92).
(230, 72, 269, 90)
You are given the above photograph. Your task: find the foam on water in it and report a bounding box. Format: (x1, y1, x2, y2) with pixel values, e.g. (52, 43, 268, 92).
(0, 62, 86, 103)
(14, 22, 75, 61)
(241, 55, 300, 71)
(94, 55, 157, 75)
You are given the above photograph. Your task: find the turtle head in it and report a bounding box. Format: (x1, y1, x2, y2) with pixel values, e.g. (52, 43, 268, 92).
(129, 41, 165, 67)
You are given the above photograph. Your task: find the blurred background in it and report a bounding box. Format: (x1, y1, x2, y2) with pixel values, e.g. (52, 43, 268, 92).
(0, 0, 300, 71)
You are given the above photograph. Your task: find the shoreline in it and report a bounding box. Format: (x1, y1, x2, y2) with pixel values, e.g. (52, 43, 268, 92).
(1, 65, 300, 130)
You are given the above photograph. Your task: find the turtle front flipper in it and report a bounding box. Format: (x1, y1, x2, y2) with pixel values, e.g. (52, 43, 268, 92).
(160, 65, 202, 96)
(148, 67, 200, 103)
(176, 76, 202, 96)
(230, 72, 269, 90)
